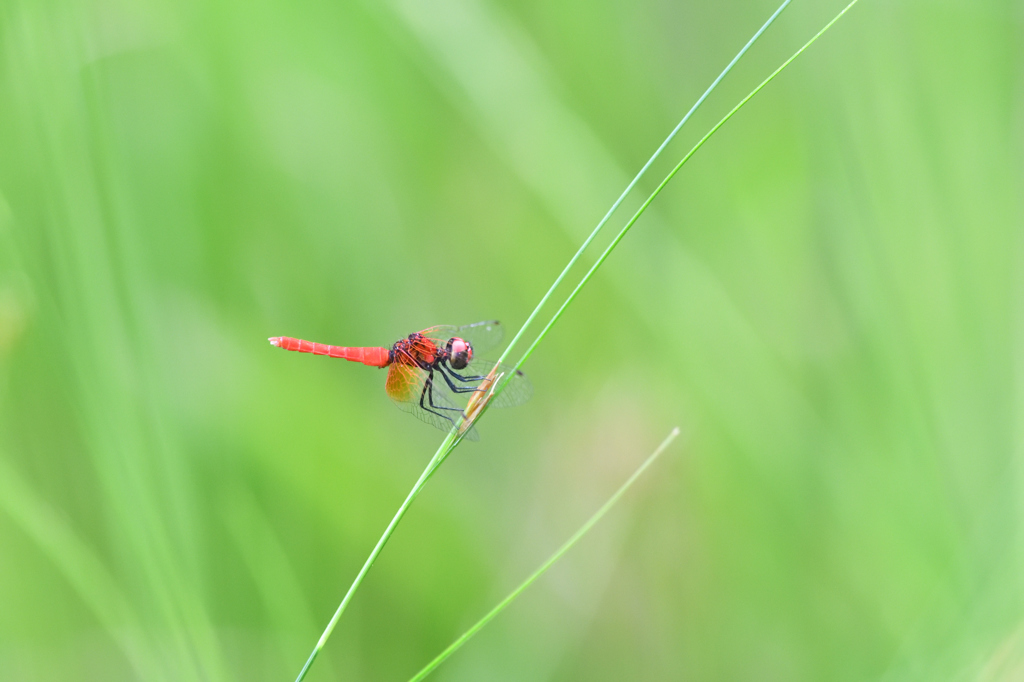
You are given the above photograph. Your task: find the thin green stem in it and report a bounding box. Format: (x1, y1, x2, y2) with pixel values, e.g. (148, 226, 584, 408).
(492, 0, 862, 398)
(293, 430, 458, 682)
(494, 0, 791, 368)
(407, 427, 682, 682)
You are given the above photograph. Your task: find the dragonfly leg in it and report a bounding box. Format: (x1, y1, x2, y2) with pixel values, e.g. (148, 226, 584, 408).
(418, 371, 463, 427)
(435, 364, 486, 394)
(450, 367, 526, 383)
(427, 377, 464, 414)
(418, 377, 455, 427)
(446, 368, 488, 382)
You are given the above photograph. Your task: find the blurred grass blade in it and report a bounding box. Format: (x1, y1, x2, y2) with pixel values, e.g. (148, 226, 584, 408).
(0, 452, 156, 680)
(486, 0, 863, 407)
(493, 0, 791, 367)
(407, 427, 681, 682)
(221, 487, 319, 665)
(293, 430, 459, 682)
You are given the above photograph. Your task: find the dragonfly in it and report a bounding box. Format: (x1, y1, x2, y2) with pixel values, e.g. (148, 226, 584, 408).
(268, 321, 531, 440)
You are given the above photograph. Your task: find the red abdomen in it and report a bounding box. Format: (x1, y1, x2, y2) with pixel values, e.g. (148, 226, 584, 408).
(269, 337, 390, 367)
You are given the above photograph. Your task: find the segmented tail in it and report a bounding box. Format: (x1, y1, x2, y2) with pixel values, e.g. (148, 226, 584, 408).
(268, 337, 390, 367)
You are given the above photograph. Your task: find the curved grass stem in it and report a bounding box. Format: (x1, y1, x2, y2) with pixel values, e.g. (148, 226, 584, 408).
(493, 0, 791, 369)
(292, 431, 458, 681)
(407, 427, 682, 681)
(486, 0, 863, 408)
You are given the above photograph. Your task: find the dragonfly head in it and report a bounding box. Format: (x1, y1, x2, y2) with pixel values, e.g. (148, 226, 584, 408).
(446, 337, 473, 370)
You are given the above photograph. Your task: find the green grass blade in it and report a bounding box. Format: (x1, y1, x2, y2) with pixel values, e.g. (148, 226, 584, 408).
(0, 452, 156, 680)
(493, 0, 791, 367)
(491, 0, 863, 400)
(293, 430, 459, 682)
(407, 427, 682, 682)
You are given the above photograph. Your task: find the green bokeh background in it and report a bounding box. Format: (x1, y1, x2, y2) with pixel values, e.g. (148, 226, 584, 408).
(2, 0, 1021, 679)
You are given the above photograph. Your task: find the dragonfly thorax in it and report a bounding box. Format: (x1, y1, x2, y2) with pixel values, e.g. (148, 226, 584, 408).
(388, 332, 473, 370)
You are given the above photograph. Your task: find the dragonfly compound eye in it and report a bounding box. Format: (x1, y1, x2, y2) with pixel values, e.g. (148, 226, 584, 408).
(448, 337, 472, 370)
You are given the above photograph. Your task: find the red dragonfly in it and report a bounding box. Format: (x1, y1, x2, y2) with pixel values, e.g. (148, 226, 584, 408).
(269, 321, 531, 440)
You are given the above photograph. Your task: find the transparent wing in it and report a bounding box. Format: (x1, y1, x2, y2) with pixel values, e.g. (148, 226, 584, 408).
(447, 357, 532, 409)
(384, 360, 425, 402)
(384, 362, 480, 441)
(416, 320, 504, 355)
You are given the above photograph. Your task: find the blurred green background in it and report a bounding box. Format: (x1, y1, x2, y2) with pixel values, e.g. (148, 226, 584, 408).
(1, 0, 1021, 679)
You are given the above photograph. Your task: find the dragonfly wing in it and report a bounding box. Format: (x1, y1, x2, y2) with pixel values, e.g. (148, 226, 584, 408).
(456, 358, 533, 408)
(385, 361, 427, 403)
(385, 363, 480, 440)
(417, 321, 504, 355)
